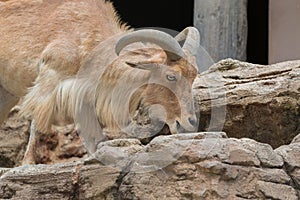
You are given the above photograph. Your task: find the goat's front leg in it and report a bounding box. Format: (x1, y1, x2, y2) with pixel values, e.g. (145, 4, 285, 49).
(22, 120, 38, 165)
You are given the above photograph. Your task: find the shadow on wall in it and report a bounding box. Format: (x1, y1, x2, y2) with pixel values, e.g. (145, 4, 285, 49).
(247, 0, 269, 64)
(111, 0, 194, 32)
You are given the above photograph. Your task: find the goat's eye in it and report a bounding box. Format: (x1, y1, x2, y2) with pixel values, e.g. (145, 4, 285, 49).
(166, 75, 177, 81)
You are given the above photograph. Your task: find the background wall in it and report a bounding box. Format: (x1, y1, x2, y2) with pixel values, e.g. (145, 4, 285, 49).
(112, 0, 299, 65)
(194, 0, 248, 62)
(269, 0, 300, 64)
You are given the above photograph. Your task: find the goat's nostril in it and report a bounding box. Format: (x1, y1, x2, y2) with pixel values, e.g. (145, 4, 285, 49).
(188, 117, 196, 126)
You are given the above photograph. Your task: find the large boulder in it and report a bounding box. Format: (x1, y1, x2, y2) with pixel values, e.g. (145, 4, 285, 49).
(194, 59, 300, 148)
(0, 132, 299, 199)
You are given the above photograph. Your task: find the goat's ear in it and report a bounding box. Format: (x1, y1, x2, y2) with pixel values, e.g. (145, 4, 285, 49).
(126, 61, 159, 71)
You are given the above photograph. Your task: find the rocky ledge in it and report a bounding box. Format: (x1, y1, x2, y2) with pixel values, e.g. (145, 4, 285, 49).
(0, 132, 299, 199)
(195, 59, 300, 148)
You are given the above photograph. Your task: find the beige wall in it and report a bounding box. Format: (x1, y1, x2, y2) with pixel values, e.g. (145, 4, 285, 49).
(269, 0, 300, 64)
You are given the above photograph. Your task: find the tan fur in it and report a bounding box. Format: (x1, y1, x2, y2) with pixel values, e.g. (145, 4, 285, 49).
(0, 0, 127, 125)
(0, 0, 127, 96)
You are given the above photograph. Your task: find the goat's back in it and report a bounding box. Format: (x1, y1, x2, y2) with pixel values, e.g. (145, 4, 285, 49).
(0, 0, 124, 96)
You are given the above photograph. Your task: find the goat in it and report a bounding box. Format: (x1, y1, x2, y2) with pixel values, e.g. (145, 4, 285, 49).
(0, 0, 200, 163)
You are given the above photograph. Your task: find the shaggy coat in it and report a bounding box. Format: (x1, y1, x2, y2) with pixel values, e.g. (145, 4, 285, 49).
(0, 0, 199, 154)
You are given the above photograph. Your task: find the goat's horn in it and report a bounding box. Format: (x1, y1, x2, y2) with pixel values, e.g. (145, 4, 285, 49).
(115, 29, 185, 61)
(175, 27, 200, 58)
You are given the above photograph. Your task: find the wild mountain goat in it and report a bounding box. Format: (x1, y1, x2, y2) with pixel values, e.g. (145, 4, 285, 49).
(0, 0, 200, 163)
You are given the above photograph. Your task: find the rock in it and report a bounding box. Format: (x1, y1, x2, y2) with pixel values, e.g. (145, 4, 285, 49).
(194, 59, 300, 148)
(0, 161, 120, 199)
(0, 168, 10, 176)
(240, 138, 283, 167)
(0, 108, 29, 167)
(257, 181, 298, 200)
(226, 144, 261, 166)
(78, 162, 121, 199)
(0, 107, 166, 166)
(0, 108, 87, 167)
(275, 135, 300, 189)
(292, 133, 300, 144)
(0, 132, 299, 199)
(117, 133, 298, 199)
(291, 168, 300, 190)
(94, 138, 144, 170)
(33, 125, 87, 164)
(0, 163, 80, 199)
(276, 143, 300, 170)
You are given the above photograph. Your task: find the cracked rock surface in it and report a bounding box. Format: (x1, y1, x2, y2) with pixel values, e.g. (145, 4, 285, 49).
(0, 132, 299, 199)
(194, 59, 300, 148)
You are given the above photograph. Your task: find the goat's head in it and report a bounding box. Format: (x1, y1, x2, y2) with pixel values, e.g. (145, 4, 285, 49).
(115, 27, 200, 135)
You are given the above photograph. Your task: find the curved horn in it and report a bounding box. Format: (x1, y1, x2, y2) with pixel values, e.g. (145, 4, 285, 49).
(115, 29, 185, 61)
(175, 27, 200, 58)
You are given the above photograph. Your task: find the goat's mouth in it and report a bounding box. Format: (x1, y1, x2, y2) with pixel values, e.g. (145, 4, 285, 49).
(168, 118, 198, 134)
(130, 117, 198, 145)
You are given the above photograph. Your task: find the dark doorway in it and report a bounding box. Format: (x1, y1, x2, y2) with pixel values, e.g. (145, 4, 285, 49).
(111, 0, 194, 32)
(247, 0, 269, 64)
(112, 0, 269, 65)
